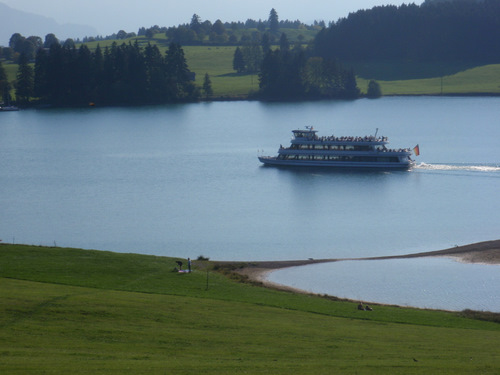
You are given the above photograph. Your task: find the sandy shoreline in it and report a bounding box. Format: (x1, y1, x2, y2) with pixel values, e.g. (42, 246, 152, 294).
(226, 239, 500, 294)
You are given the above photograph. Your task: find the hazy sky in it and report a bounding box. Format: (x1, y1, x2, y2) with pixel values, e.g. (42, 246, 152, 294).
(3, 0, 424, 36)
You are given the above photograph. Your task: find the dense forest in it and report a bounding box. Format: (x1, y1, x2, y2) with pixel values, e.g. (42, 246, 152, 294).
(13, 41, 198, 106)
(313, 0, 500, 64)
(257, 38, 360, 100)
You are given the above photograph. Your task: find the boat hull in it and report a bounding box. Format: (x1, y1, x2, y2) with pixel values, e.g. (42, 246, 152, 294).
(258, 156, 414, 170)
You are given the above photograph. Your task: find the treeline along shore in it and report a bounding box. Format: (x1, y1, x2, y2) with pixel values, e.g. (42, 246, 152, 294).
(2, 1, 500, 107)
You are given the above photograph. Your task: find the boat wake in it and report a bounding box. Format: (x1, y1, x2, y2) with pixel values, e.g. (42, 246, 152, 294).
(416, 162, 500, 173)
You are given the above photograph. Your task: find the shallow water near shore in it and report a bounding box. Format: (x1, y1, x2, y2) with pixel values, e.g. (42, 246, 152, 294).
(267, 257, 500, 312)
(1, 97, 499, 311)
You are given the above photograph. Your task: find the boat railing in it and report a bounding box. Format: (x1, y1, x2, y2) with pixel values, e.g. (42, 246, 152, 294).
(281, 145, 411, 153)
(294, 135, 389, 143)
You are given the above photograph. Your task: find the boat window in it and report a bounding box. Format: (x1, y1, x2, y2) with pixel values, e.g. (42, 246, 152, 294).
(376, 157, 399, 163)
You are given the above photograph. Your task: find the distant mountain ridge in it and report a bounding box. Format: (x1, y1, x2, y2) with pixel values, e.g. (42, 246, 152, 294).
(0, 2, 97, 46)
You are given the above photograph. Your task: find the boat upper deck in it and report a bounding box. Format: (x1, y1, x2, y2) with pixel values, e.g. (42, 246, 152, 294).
(291, 129, 389, 146)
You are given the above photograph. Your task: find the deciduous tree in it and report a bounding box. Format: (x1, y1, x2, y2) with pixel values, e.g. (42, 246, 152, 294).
(9, 33, 24, 51)
(212, 20, 226, 35)
(43, 33, 59, 48)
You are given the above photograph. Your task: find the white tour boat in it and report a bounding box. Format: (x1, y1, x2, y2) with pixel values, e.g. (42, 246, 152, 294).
(258, 127, 417, 169)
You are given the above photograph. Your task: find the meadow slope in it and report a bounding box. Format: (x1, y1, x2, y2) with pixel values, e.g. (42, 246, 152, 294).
(1, 244, 499, 374)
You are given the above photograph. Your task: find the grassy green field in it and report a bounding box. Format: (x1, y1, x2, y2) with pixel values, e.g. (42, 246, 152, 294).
(1, 244, 499, 374)
(183, 46, 260, 97)
(2, 62, 18, 98)
(358, 64, 500, 96)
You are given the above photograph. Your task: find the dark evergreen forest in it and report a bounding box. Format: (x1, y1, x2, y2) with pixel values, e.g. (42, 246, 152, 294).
(313, 0, 500, 64)
(30, 41, 198, 106)
(258, 46, 360, 100)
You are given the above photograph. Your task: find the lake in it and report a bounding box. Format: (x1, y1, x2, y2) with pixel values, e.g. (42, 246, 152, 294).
(267, 258, 500, 312)
(1, 97, 499, 311)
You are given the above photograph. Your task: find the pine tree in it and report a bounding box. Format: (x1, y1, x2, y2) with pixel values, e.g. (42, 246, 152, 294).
(75, 44, 95, 104)
(241, 43, 262, 73)
(261, 33, 271, 53)
(341, 69, 360, 99)
(15, 52, 34, 105)
(34, 47, 48, 100)
(258, 49, 283, 97)
(269, 8, 279, 34)
(202, 73, 213, 98)
(165, 43, 196, 100)
(279, 33, 290, 52)
(190, 14, 202, 34)
(232, 47, 245, 73)
(366, 80, 382, 98)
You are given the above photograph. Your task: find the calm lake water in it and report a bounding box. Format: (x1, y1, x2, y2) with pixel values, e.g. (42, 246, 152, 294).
(1, 97, 499, 311)
(267, 258, 500, 312)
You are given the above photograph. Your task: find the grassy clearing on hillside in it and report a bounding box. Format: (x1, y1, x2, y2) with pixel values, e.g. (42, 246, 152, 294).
(1, 244, 499, 374)
(3, 62, 17, 79)
(2, 62, 18, 97)
(358, 65, 500, 96)
(183, 46, 260, 96)
(350, 60, 485, 81)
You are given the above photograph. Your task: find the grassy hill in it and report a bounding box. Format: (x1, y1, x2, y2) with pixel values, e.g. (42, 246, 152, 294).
(357, 64, 500, 96)
(1, 244, 499, 374)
